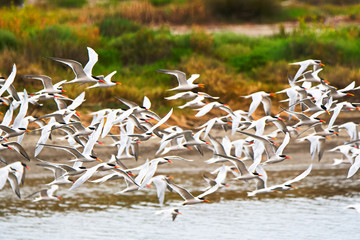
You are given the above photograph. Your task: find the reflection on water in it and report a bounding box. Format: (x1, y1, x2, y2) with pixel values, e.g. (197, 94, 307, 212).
(1, 168, 360, 240)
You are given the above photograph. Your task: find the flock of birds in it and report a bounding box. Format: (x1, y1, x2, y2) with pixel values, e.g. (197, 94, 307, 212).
(1, 47, 360, 221)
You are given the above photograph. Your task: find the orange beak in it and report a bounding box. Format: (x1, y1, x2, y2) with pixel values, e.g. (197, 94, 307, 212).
(285, 156, 292, 159)
(269, 93, 276, 97)
(115, 82, 121, 85)
(96, 158, 103, 162)
(346, 93, 355, 96)
(203, 199, 210, 202)
(25, 129, 32, 132)
(319, 63, 325, 66)
(7, 146, 13, 150)
(168, 176, 174, 179)
(57, 197, 62, 200)
(198, 84, 205, 88)
(75, 111, 80, 117)
(99, 80, 106, 83)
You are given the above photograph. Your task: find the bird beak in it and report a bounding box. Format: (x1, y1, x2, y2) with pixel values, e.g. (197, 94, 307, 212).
(325, 136, 332, 140)
(25, 129, 32, 132)
(323, 80, 330, 84)
(233, 169, 239, 173)
(186, 146, 192, 150)
(115, 82, 121, 85)
(205, 142, 212, 145)
(198, 84, 205, 88)
(7, 146, 13, 150)
(269, 93, 276, 97)
(225, 184, 230, 187)
(75, 111, 80, 117)
(319, 120, 326, 123)
(57, 197, 62, 200)
(136, 141, 142, 144)
(285, 156, 292, 159)
(168, 176, 174, 179)
(325, 110, 330, 115)
(167, 160, 173, 163)
(96, 158, 103, 162)
(128, 172, 134, 176)
(291, 186, 297, 189)
(61, 90, 66, 93)
(97, 142, 104, 145)
(114, 166, 120, 169)
(271, 137, 277, 140)
(99, 80, 106, 83)
(204, 199, 210, 202)
(145, 184, 152, 188)
(346, 93, 354, 96)
(319, 63, 325, 66)
(178, 212, 183, 215)
(258, 174, 263, 177)
(26, 166, 30, 170)
(2, 102, 8, 106)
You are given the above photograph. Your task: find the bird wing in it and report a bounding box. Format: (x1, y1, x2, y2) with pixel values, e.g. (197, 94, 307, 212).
(0, 167, 9, 190)
(248, 95, 262, 116)
(143, 96, 151, 110)
(238, 131, 276, 158)
(157, 69, 187, 86)
(152, 176, 167, 205)
(83, 118, 104, 156)
(0, 64, 16, 97)
(46, 57, 86, 79)
(25, 75, 54, 90)
(275, 132, 290, 155)
(328, 103, 343, 130)
(261, 96, 272, 115)
(67, 92, 85, 110)
(7, 141, 30, 161)
(347, 154, 360, 178)
(165, 179, 195, 201)
(146, 108, 173, 134)
(70, 164, 103, 190)
(40, 144, 84, 159)
(13, 90, 29, 129)
(187, 74, 200, 84)
(83, 47, 98, 76)
(284, 164, 312, 185)
(195, 102, 216, 117)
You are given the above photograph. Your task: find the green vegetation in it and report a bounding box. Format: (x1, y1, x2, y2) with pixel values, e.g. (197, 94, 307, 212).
(0, 1, 359, 116)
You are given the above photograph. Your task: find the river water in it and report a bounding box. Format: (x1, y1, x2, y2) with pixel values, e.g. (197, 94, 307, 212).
(1, 167, 360, 240)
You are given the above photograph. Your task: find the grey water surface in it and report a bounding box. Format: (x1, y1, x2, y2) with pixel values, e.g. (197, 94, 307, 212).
(1, 167, 360, 240)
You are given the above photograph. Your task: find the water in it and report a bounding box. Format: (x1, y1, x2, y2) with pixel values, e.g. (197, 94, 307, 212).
(1, 168, 360, 240)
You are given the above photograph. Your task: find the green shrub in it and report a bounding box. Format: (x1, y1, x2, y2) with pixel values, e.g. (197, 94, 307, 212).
(190, 30, 213, 53)
(206, 0, 281, 21)
(98, 17, 140, 37)
(109, 28, 173, 65)
(0, 29, 18, 51)
(25, 25, 84, 61)
(49, 0, 87, 8)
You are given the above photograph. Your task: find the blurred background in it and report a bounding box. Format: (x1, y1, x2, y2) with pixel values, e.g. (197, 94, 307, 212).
(0, 0, 359, 120)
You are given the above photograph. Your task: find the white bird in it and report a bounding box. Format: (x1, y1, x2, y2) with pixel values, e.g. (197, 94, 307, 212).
(87, 71, 121, 88)
(165, 179, 210, 205)
(238, 131, 291, 164)
(298, 135, 326, 161)
(269, 164, 312, 191)
(26, 185, 62, 202)
(157, 69, 204, 91)
(47, 47, 101, 84)
(289, 59, 325, 82)
(243, 91, 274, 116)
